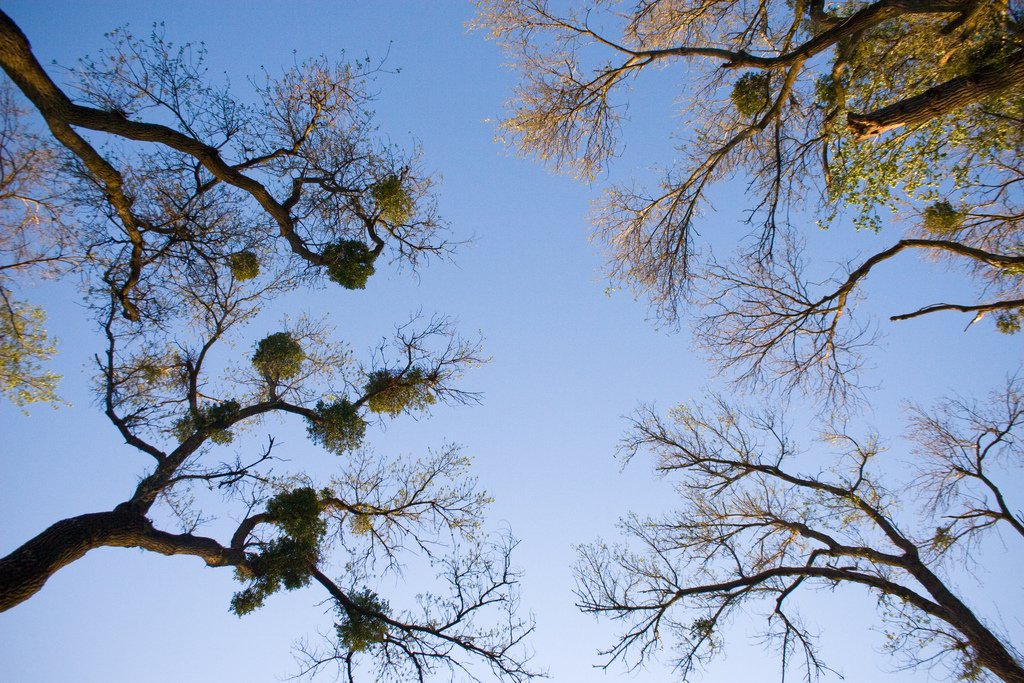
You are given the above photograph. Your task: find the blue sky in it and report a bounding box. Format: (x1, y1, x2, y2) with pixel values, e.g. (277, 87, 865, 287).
(1, 2, 1022, 682)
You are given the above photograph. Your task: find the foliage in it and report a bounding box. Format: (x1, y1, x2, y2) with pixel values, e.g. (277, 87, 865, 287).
(0, 295, 60, 406)
(307, 398, 367, 454)
(0, 13, 448, 326)
(229, 251, 260, 281)
(479, 4, 1024, 679)
(0, 82, 69, 407)
(478, 0, 1024, 352)
(349, 512, 375, 535)
(364, 367, 437, 416)
(336, 588, 391, 652)
(173, 399, 241, 445)
(252, 332, 305, 383)
(371, 175, 415, 225)
(265, 487, 326, 546)
(0, 14, 535, 682)
(231, 537, 316, 615)
(921, 200, 965, 234)
(323, 239, 377, 289)
(231, 487, 326, 616)
(730, 72, 770, 117)
(996, 312, 1021, 334)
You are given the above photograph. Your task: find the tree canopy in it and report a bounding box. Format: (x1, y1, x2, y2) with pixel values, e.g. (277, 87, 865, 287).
(3, 3, 1021, 681)
(478, 1, 1024, 681)
(478, 0, 1024, 401)
(0, 80, 66, 405)
(0, 12, 535, 681)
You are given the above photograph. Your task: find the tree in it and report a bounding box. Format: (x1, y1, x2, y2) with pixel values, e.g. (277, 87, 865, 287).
(477, 0, 1024, 399)
(479, 3, 1023, 680)
(0, 80, 70, 405)
(576, 384, 1024, 682)
(0, 13, 535, 681)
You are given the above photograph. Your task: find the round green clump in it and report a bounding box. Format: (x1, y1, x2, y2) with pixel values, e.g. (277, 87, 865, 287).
(266, 487, 326, 545)
(229, 251, 260, 281)
(922, 200, 965, 234)
(731, 72, 771, 117)
(364, 367, 437, 416)
(307, 399, 367, 454)
(335, 588, 390, 653)
(252, 332, 305, 383)
(370, 175, 414, 225)
(996, 312, 1021, 335)
(322, 240, 377, 289)
(230, 537, 316, 616)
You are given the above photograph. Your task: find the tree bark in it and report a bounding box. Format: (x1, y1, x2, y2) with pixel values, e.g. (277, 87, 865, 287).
(0, 510, 244, 612)
(908, 560, 1024, 683)
(848, 49, 1024, 139)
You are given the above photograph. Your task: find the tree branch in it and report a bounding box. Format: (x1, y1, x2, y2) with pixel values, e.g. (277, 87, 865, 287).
(0, 509, 244, 612)
(849, 49, 1024, 139)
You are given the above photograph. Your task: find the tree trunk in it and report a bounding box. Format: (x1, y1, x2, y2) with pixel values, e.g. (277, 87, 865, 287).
(848, 49, 1024, 139)
(0, 510, 244, 612)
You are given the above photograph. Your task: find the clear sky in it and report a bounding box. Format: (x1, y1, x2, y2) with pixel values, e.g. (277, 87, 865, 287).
(0, 2, 1021, 682)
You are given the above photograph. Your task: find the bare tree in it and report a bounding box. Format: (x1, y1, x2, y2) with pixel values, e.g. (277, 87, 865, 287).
(695, 234, 1024, 406)
(0, 14, 536, 681)
(576, 384, 1024, 682)
(477, 5, 1024, 681)
(0, 246, 536, 681)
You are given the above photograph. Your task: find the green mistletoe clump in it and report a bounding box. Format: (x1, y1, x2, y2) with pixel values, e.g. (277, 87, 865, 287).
(336, 588, 390, 652)
(322, 240, 376, 289)
(252, 332, 305, 383)
(173, 399, 241, 444)
(731, 72, 770, 117)
(371, 175, 414, 225)
(363, 367, 437, 416)
(307, 399, 367, 454)
(229, 251, 260, 281)
(231, 487, 326, 616)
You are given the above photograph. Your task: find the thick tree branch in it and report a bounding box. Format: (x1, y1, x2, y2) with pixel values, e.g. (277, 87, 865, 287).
(659, 564, 946, 623)
(849, 49, 1024, 139)
(890, 297, 1024, 322)
(0, 11, 147, 319)
(0, 509, 244, 612)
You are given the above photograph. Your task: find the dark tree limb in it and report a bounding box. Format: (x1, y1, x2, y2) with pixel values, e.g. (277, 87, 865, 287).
(601, 0, 970, 70)
(848, 49, 1024, 139)
(0, 11, 148, 319)
(0, 509, 245, 612)
(890, 297, 1024, 322)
